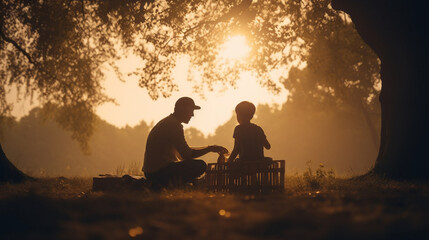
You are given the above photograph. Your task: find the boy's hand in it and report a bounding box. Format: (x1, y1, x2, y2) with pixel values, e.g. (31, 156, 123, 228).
(210, 145, 228, 154)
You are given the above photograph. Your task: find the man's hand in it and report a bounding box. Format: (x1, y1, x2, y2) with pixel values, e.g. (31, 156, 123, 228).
(210, 145, 228, 154)
(191, 145, 228, 159)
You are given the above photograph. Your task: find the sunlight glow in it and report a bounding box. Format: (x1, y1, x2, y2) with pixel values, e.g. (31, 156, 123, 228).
(218, 35, 251, 61)
(95, 60, 288, 136)
(7, 52, 289, 137)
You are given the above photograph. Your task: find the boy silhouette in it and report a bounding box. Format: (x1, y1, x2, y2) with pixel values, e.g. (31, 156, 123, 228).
(227, 101, 271, 163)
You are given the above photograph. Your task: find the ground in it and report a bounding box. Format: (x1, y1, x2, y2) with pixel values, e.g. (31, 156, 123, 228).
(1, 176, 428, 239)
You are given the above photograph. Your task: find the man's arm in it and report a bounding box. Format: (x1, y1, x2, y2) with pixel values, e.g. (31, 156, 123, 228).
(191, 145, 228, 159)
(173, 124, 227, 159)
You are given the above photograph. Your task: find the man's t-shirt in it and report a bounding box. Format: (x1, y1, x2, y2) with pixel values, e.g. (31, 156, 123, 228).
(233, 123, 267, 161)
(143, 114, 192, 173)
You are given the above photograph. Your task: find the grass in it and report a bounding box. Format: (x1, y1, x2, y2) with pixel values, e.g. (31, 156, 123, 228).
(115, 161, 143, 176)
(1, 174, 429, 239)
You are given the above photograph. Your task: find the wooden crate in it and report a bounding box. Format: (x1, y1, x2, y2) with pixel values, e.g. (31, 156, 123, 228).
(205, 160, 285, 193)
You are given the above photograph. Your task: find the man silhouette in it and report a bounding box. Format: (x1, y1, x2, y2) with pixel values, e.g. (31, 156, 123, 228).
(143, 97, 227, 188)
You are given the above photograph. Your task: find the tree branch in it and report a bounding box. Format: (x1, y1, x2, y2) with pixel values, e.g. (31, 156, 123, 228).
(217, 0, 253, 23)
(0, 27, 35, 64)
(181, 0, 253, 38)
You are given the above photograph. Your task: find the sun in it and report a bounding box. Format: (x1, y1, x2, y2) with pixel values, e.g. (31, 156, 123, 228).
(218, 35, 251, 61)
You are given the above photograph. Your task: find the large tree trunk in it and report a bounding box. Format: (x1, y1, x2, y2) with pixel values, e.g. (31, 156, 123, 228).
(0, 143, 30, 183)
(332, 0, 429, 179)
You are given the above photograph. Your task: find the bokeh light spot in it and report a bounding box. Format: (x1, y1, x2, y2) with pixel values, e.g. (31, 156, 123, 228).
(129, 226, 144, 237)
(219, 209, 231, 218)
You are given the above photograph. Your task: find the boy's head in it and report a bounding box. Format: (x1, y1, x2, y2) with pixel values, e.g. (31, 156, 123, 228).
(235, 101, 256, 123)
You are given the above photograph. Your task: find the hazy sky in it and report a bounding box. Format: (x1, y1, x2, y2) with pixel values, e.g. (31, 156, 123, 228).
(7, 35, 289, 136)
(96, 55, 289, 135)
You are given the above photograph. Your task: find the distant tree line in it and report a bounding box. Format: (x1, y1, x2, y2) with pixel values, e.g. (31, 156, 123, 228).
(188, 99, 380, 176)
(2, 107, 149, 177)
(2, 99, 379, 177)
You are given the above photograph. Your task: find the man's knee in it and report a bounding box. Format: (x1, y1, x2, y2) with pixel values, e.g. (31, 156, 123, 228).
(195, 159, 207, 173)
(183, 159, 206, 174)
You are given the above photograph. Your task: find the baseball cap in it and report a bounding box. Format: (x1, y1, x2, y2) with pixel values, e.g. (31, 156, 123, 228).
(175, 97, 201, 110)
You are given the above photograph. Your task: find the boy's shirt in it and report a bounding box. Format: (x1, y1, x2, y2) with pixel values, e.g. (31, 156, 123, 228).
(233, 123, 267, 161)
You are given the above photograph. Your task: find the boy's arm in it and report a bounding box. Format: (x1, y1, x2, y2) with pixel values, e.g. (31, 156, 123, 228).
(260, 127, 271, 150)
(227, 139, 239, 162)
(264, 138, 271, 150)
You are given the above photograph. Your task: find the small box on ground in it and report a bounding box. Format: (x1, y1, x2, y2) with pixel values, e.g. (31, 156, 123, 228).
(92, 175, 148, 192)
(205, 160, 285, 193)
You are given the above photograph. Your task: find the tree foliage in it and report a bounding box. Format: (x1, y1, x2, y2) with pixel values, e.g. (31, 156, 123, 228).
(1, 0, 380, 148)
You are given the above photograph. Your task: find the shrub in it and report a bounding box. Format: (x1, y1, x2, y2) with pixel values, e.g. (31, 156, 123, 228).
(303, 161, 335, 189)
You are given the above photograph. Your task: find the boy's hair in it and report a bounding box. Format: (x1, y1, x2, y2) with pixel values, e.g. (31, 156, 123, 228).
(235, 101, 256, 120)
